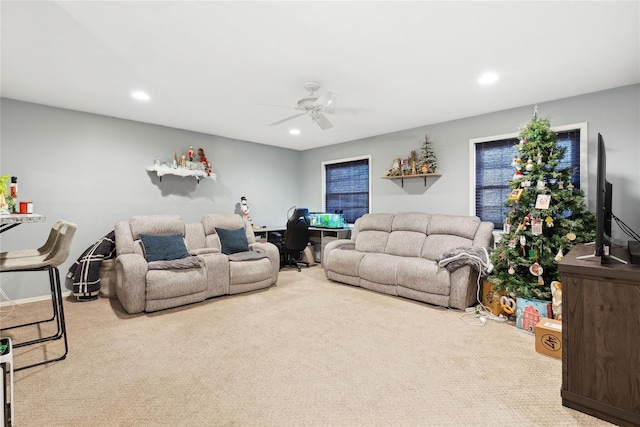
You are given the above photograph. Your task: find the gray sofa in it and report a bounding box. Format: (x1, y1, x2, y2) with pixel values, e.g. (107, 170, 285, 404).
(114, 214, 279, 314)
(323, 212, 494, 310)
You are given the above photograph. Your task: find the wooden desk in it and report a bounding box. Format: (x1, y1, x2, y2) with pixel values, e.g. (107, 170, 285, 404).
(0, 214, 46, 233)
(253, 226, 351, 263)
(558, 243, 640, 426)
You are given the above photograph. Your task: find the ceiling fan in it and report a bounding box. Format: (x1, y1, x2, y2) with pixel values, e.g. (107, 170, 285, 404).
(261, 81, 344, 130)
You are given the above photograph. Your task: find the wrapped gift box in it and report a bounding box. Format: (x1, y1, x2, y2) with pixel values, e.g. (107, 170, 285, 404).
(516, 297, 552, 333)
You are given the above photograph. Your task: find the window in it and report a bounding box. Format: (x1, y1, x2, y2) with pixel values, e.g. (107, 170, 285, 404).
(470, 123, 587, 228)
(322, 156, 370, 224)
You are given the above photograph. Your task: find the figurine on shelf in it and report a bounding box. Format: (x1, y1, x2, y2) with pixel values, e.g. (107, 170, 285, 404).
(198, 148, 212, 176)
(188, 146, 195, 161)
(198, 148, 207, 163)
(240, 196, 255, 227)
(180, 153, 187, 168)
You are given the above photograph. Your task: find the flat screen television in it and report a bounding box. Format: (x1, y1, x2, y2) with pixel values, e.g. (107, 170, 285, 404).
(594, 133, 613, 257)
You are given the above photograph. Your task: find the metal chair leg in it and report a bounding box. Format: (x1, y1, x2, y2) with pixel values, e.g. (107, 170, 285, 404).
(0, 266, 69, 371)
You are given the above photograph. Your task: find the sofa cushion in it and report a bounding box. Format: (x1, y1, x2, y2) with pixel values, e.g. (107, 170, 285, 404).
(146, 268, 208, 300)
(359, 253, 398, 286)
(139, 233, 190, 262)
(357, 213, 395, 232)
(427, 214, 481, 240)
(396, 258, 451, 296)
(385, 231, 426, 257)
(421, 235, 474, 261)
(215, 227, 250, 255)
(355, 230, 390, 254)
(202, 214, 256, 245)
(391, 212, 430, 233)
(325, 249, 366, 277)
(130, 215, 184, 240)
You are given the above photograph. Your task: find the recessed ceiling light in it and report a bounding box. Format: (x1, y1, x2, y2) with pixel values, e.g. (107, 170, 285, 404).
(289, 129, 300, 135)
(131, 90, 150, 101)
(478, 72, 499, 85)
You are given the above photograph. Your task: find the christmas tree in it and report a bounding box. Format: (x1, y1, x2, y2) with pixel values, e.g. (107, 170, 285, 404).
(420, 134, 438, 173)
(488, 109, 595, 300)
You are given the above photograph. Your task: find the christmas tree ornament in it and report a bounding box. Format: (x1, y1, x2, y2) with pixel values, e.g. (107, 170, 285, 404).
(531, 218, 543, 235)
(537, 151, 543, 165)
(536, 180, 546, 190)
(545, 216, 554, 227)
(537, 275, 545, 286)
(513, 170, 523, 180)
(530, 262, 543, 276)
(558, 180, 564, 189)
(525, 159, 534, 171)
(566, 232, 576, 241)
(508, 265, 515, 275)
(554, 248, 564, 262)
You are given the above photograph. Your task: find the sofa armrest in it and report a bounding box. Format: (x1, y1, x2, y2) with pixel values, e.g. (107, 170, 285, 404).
(249, 241, 280, 284)
(115, 253, 148, 314)
(114, 220, 134, 256)
(473, 221, 495, 248)
(322, 239, 355, 265)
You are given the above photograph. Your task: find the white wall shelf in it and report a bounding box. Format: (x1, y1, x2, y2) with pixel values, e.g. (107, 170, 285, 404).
(381, 173, 441, 187)
(146, 165, 216, 183)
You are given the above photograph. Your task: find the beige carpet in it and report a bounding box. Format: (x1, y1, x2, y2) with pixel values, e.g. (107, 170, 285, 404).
(2, 266, 611, 426)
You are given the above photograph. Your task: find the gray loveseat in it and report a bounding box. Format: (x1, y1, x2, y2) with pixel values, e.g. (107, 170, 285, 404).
(114, 214, 279, 314)
(323, 212, 494, 310)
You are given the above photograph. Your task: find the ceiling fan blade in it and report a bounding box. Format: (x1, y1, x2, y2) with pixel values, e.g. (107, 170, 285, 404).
(313, 90, 340, 110)
(268, 113, 305, 126)
(313, 113, 333, 130)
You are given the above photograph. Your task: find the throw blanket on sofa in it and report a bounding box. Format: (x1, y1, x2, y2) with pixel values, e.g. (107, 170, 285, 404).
(67, 230, 116, 300)
(436, 246, 493, 276)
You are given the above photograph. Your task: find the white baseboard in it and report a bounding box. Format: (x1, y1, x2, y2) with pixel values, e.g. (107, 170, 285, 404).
(0, 290, 72, 307)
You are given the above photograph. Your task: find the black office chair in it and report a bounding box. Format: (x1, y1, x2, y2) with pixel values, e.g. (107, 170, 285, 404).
(283, 208, 310, 272)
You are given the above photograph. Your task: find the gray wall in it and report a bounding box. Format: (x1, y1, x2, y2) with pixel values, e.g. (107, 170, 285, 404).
(2, 84, 638, 301)
(0, 99, 299, 300)
(298, 84, 640, 245)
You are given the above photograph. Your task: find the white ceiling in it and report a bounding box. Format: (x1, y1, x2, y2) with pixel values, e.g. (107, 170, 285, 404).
(1, 1, 638, 151)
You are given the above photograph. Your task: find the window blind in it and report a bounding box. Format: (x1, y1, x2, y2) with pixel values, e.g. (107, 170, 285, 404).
(475, 130, 581, 228)
(325, 158, 369, 224)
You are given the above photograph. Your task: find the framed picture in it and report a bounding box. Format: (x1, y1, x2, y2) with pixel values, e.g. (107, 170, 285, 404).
(508, 189, 524, 201)
(535, 194, 551, 209)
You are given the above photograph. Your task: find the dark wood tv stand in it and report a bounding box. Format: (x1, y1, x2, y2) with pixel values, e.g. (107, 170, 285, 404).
(558, 243, 640, 426)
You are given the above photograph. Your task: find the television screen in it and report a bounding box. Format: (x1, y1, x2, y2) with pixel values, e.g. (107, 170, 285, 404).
(595, 133, 613, 257)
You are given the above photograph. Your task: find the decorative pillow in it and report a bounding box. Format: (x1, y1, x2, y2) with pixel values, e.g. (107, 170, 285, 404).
(215, 227, 249, 255)
(139, 233, 190, 262)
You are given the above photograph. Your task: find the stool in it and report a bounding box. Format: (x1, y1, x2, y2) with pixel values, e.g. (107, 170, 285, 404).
(0, 221, 76, 371)
(0, 338, 14, 427)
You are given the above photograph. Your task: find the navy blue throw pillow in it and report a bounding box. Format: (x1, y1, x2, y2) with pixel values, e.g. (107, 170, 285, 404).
(215, 227, 249, 255)
(139, 233, 190, 262)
